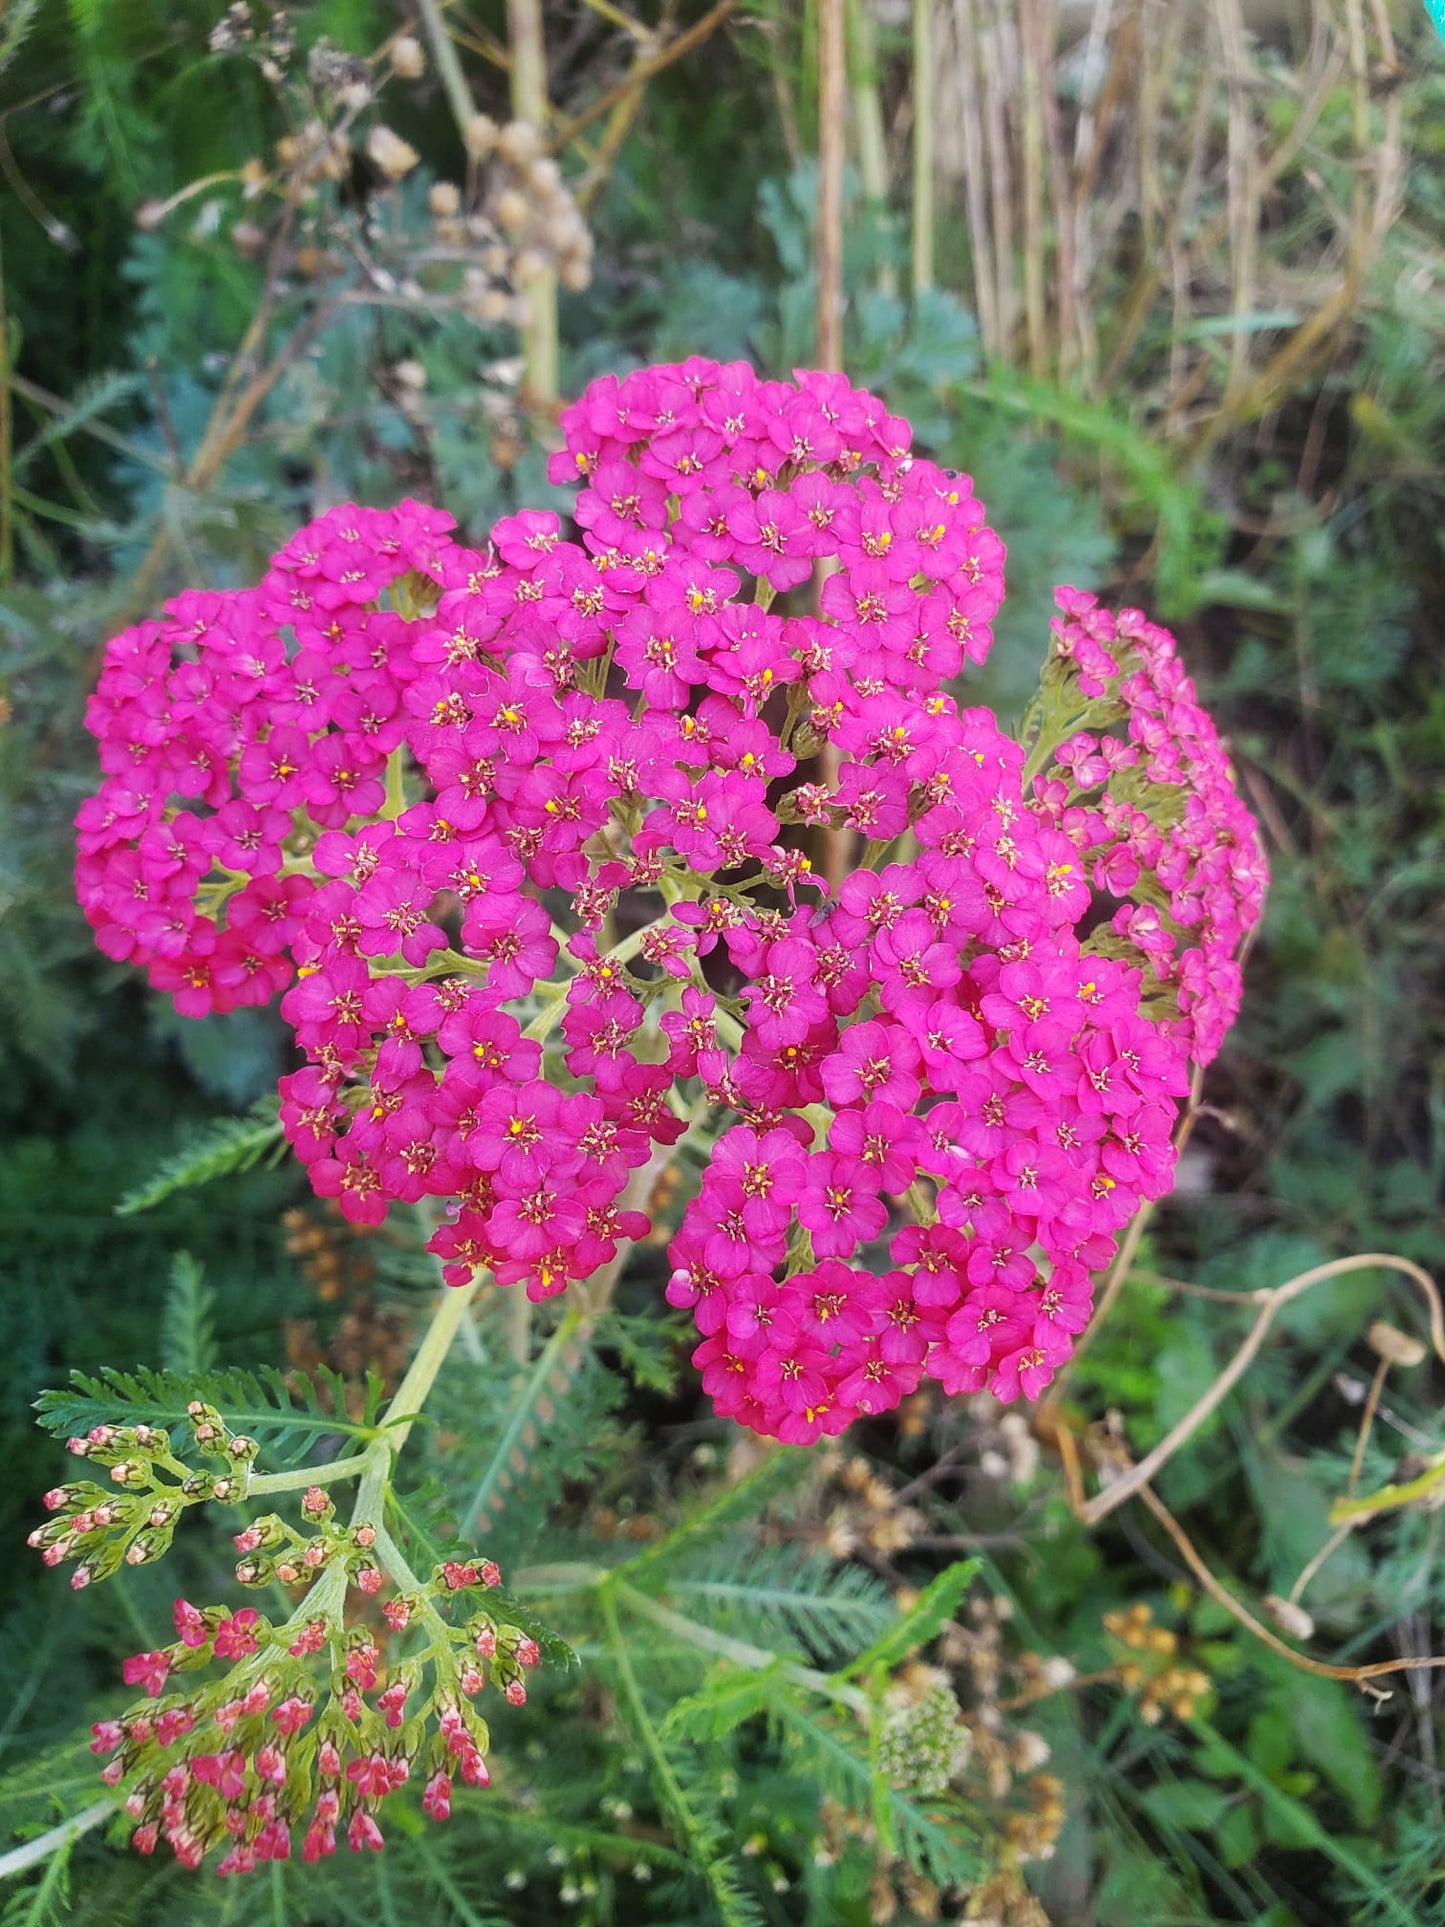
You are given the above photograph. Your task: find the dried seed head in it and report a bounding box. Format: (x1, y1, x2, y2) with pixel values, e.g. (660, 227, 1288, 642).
(389, 33, 425, 79)
(464, 114, 499, 159)
(493, 188, 531, 237)
(497, 120, 543, 165)
(1366, 1321, 1426, 1368)
(1263, 1593, 1315, 1643)
(366, 125, 419, 182)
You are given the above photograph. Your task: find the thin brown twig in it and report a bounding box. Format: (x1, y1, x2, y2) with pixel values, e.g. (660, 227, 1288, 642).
(1080, 1252, 1445, 1527)
(1346, 1355, 1390, 1496)
(1136, 1481, 1445, 1693)
(548, 0, 739, 152)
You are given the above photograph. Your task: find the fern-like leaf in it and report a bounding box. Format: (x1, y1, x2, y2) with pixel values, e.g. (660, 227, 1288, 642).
(601, 1590, 766, 1927)
(452, 1308, 620, 1546)
(838, 1558, 979, 1678)
(608, 1447, 812, 1586)
(0, 1847, 72, 1927)
(662, 1662, 789, 1742)
(34, 1363, 381, 1454)
(114, 1099, 285, 1216)
(157, 1253, 216, 1377)
(0, 0, 40, 82)
(667, 1543, 894, 1665)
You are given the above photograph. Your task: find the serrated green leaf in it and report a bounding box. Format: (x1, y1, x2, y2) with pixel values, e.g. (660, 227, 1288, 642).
(34, 1362, 375, 1451)
(663, 1663, 788, 1742)
(113, 1098, 284, 1215)
(836, 1560, 979, 1679)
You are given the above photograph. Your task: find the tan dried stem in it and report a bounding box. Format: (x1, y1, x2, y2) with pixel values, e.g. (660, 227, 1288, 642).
(1078, 1251, 1444, 1528)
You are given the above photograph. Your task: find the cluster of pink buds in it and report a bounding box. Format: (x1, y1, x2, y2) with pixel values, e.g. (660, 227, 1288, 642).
(92, 1557, 540, 1870)
(77, 357, 1264, 1440)
(27, 1402, 258, 1587)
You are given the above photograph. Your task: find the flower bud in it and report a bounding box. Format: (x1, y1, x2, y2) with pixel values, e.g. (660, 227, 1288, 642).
(366, 125, 419, 182)
(125, 1529, 173, 1565)
(497, 120, 542, 165)
(226, 1435, 259, 1465)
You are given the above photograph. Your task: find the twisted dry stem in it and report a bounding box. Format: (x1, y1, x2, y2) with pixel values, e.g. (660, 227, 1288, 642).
(1078, 1251, 1444, 1527)
(1054, 1241, 1445, 1695)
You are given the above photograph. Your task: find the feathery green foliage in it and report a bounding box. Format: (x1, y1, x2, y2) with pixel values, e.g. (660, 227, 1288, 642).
(113, 1101, 285, 1217)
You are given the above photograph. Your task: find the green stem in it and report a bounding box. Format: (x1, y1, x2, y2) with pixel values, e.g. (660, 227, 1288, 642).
(376, 1274, 483, 1462)
(611, 1580, 869, 1714)
(247, 1450, 372, 1498)
(415, 0, 481, 142)
(0, 1799, 114, 1882)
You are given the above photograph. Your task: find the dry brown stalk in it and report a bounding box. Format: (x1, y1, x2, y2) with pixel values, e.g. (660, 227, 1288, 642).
(1018, 0, 1047, 376)
(950, 0, 999, 355)
(548, 0, 740, 151)
(1079, 1251, 1443, 1527)
(978, 0, 1018, 353)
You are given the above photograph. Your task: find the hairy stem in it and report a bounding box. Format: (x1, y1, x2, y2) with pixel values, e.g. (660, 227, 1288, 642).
(247, 1450, 373, 1498)
(0, 1799, 114, 1882)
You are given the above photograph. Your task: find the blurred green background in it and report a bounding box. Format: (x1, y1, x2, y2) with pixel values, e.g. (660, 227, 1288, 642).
(1, 1, 1444, 1922)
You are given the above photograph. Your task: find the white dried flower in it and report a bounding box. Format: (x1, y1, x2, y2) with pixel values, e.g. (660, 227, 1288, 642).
(389, 34, 425, 79)
(366, 125, 419, 181)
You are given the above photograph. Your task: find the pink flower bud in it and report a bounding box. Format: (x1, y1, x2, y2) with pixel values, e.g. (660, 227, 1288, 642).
(173, 1598, 210, 1648)
(347, 1809, 385, 1853)
(121, 1649, 171, 1697)
(504, 1679, 527, 1706)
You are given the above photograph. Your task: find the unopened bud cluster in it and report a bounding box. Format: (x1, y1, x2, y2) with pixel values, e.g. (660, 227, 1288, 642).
(92, 1556, 540, 1871)
(27, 1403, 257, 1587)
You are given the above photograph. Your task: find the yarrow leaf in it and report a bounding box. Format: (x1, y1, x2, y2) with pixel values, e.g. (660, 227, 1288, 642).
(837, 1558, 980, 1679)
(33, 1363, 378, 1449)
(113, 1099, 285, 1216)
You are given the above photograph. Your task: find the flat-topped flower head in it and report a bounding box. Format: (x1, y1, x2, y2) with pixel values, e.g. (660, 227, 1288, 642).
(79, 360, 1264, 1438)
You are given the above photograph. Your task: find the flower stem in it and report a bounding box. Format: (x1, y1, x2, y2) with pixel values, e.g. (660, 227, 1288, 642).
(0, 1799, 115, 1882)
(247, 1451, 373, 1498)
(375, 1274, 484, 1463)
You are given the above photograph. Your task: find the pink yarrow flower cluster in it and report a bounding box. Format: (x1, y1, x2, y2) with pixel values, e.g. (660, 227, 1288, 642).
(78, 358, 1264, 1443)
(94, 1562, 536, 1872)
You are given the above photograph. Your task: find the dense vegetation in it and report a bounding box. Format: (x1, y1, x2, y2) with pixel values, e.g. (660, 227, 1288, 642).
(1, 2, 1443, 1922)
